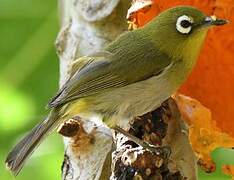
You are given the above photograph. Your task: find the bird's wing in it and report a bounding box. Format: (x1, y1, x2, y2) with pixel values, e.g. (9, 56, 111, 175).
(48, 43, 172, 108)
(67, 51, 113, 78)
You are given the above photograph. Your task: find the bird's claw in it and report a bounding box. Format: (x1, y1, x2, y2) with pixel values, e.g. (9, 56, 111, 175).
(114, 126, 171, 159)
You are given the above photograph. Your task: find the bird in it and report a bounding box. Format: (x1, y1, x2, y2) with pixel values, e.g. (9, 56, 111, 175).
(5, 6, 228, 176)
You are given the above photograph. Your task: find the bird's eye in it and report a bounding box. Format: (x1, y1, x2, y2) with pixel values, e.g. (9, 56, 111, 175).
(176, 15, 193, 34)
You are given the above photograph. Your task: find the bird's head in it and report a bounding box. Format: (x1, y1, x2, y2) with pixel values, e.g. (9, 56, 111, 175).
(142, 6, 228, 61)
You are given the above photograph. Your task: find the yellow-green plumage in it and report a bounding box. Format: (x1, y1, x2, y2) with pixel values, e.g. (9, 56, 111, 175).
(5, 6, 228, 175)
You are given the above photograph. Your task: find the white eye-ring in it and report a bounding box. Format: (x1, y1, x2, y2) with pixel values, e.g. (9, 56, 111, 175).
(176, 15, 194, 34)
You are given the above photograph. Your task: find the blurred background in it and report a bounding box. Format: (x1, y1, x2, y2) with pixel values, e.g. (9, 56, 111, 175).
(0, 0, 63, 179)
(0, 0, 233, 179)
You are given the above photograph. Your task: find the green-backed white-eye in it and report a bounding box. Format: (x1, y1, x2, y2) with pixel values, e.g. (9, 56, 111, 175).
(6, 6, 228, 175)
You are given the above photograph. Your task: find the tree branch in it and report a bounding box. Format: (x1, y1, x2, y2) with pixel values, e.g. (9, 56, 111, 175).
(56, 1, 130, 179)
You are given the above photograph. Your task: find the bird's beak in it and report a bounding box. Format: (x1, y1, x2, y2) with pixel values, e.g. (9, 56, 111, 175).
(204, 16, 229, 26)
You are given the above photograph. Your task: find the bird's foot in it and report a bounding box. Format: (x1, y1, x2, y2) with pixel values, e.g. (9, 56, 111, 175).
(114, 126, 171, 159)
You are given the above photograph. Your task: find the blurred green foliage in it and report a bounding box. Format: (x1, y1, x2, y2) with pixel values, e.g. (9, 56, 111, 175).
(0, 0, 233, 180)
(0, 0, 63, 179)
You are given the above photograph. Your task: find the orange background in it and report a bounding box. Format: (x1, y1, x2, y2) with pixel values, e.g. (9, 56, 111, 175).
(133, 0, 234, 137)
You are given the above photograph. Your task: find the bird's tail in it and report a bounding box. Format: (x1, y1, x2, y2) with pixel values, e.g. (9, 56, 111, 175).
(5, 108, 61, 176)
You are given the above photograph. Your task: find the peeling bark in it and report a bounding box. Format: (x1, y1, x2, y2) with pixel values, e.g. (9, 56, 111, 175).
(111, 99, 197, 180)
(56, 1, 197, 179)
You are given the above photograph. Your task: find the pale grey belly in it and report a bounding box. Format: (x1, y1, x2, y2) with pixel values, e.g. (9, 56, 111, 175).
(90, 71, 178, 121)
